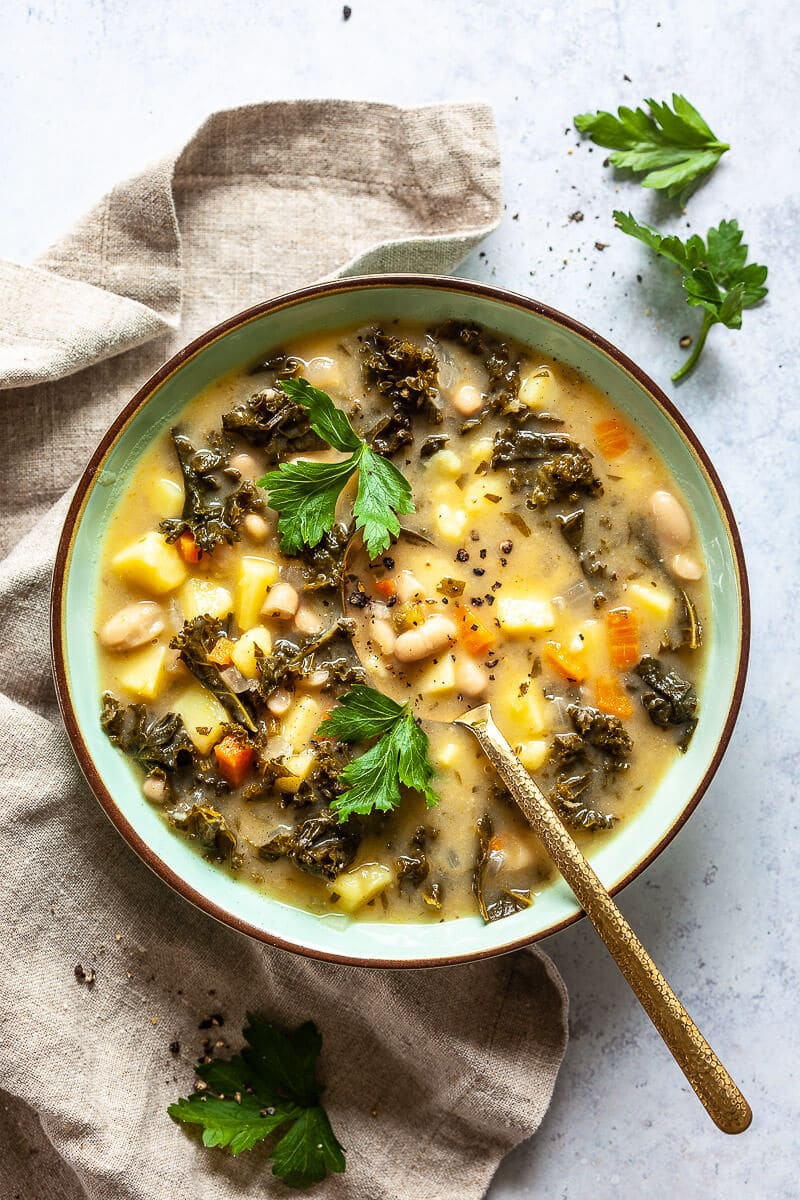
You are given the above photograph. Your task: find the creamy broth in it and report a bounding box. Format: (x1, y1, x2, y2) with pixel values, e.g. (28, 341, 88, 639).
(96, 320, 706, 923)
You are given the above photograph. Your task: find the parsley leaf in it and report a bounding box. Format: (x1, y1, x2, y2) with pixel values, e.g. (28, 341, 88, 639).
(575, 94, 729, 203)
(319, 684, 439, 819)
(167, 1014, 345, 1189)
(613, 212, 768, 380)
(260, 379, 414, 559)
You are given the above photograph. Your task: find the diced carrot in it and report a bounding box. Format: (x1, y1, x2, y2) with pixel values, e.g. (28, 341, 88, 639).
(374, 577, 397, 600)
(177, 531, 203, 563)
(595, 418, 632, 460)
(543, 641, 587, 683)
(606, 607, 640, 670)
(214, 735, 256, 788)
(459, 607, 495, 657)
(594, 674, 634, 720)
(208, 637, 236, 667)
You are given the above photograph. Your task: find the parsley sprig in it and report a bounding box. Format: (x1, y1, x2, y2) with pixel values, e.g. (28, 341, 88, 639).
(167, 1014, 345, 1189)
(260, 379, 414, 559)
(575, 94, 729, 203)
(614, 212, 769, 380)
(319, 684, 439, 820)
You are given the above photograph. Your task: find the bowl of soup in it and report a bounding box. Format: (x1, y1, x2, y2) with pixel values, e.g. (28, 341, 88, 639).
(51, 276, 749, 966)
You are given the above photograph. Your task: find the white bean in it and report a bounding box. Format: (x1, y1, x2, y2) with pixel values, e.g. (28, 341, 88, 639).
(267, 688, 293, 716)
(394, 615, 458, 663)
(261, 581, 299, 620)
(396, 570, 424, 603)
(452, 383, 484, 417)
(649, 490, 691, 549)
(243, 513, 271, 543)
(99, 602, 165, 652)
(670, 553, 703, 581)
(300, 669, 330, 690)
(294, 604, 323, 634)
(370, 617, 397, 656)
(455, 656, 488, 697)
(230, 452, 260, 478)
(142, 774, 167, 804)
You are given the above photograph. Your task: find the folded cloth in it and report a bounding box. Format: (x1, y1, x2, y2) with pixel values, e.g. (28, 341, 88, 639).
(0, 100, 568, 1200)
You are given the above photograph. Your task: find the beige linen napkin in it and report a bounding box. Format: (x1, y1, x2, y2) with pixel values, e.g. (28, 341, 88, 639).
(0, 101, 568, 1200)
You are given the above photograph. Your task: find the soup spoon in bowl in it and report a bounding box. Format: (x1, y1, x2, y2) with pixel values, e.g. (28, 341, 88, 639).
(342, 534, 751, 1135)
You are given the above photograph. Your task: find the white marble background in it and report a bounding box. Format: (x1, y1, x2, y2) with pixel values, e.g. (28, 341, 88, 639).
(1, 1, 797, 1196)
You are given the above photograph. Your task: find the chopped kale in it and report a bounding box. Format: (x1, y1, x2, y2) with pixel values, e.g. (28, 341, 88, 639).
(547, 732, 588, 772)
(256, 619, 364, 698)
(361, 330, 441, 454)
(661, 587, 703, 652)
(160, 430, 266, 554)
(168, 802, 242, 866)
(395, 826, 431, 891)
(419, 433, 450, 458)
(557, 508, 608, 578)
(222, 381, 325, 461)
(298, 522, 353, 591)
(432, 320, 522, 429)
(551, 773, 617, 831)
(473, 815, 533, 924)
(170, 615, 258, 733)
(492, 427, 603, 507)
(100, 693, 195, 773)
(259, 809, 360, 880)
(635, 655, 698, 750)
(567, 704, 633, 761)
(251, 738, 354, 810)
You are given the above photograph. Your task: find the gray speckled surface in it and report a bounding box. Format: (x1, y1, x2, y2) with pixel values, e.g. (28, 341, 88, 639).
(2, 1, 797, 1195)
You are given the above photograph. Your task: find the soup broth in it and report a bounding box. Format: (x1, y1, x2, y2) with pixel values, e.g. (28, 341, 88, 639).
(96, 320, 706, 924)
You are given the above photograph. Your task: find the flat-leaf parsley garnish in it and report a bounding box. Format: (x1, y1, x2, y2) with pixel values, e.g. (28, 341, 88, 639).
(318, 684, 439, 820)
(260, 379, 414, 559)
(575, 94, 729, 203)
(613, 212, 768, 380)
(167, 1014, 345, 1189)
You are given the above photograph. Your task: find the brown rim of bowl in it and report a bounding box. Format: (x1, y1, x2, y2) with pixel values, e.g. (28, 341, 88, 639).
(51, 274, 750, 969)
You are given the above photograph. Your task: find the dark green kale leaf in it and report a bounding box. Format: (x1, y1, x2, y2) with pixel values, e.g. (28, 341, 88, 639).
(395, 825, 432, 891)
(492, 428, 603, 508)
(168, 802, 242, 866)
(660, 588, 703, 653)
(160, 430, 266, 555)
(557, 508, 608, 578)
(167, 1013, 346, 1187)
(635, 655, 698, 750)
(256, 619, 364, 699)
(472, 815, 533, 924)
(361, 330, 441, 454)
(222, 384, 326, 461)
(100, 693, 195, 773)
(298, 522, 353, 591)
(259, 809, 361, 880)
(431, 320, 523, 430)
(547, 732, 588, 772)
(170, 616, 258, 733)
(567, 704, 633, 761)
(550, 773, 617, 831)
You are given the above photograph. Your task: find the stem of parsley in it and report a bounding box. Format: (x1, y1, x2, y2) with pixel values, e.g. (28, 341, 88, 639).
(671, 311, 713, 382)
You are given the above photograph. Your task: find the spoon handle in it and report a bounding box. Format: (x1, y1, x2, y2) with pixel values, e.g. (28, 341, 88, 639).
(455, 704, 751, 1135)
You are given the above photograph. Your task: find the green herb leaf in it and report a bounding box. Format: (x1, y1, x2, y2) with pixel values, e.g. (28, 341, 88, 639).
(260, 381, 415, 559)
(319, 685, 439, 819)
(167, 1014, 345, 1189)
(613, 212, 768, 380)
(575, 94, 729, 202)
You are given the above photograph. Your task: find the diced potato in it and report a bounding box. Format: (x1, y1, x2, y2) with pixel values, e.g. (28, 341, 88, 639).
(466, 435, 494, 466)
(626, 581, 674, 621)
(518, 738, 549, 773)
(418, 653, 457, 696)
(116, 643, 168, 701)
(432, 739, 460, 769)
(231, 627, 273, 679)
(179, 578, 233, 622)
(496, 596, 556, 636)
(303, 356, 343, 391)
(462, 477, 503, 516)
(435, 502, 468, 542)
(329, 863, 394, 913)
(496, 686, 547, 737)
(172, 683, 228, 755)
(281, 696, 324, 752)
(569, 618, 607, 676)
(112, 532, 187, 596)
(235, 556, 279, 631)
(519, 368, 558, 410)
(275, 749, 317, 794)
(147, 476, 184, 520)
(424, 449, 462, 480)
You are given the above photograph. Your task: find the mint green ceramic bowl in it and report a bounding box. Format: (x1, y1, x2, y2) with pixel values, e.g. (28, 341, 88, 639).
(51, 276, 749, 967)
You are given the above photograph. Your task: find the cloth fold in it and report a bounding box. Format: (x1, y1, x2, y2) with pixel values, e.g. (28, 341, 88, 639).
(0, 100, 568, 1200)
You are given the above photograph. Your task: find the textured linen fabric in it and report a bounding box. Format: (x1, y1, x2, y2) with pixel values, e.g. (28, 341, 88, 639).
(0, 100, 568, 1200)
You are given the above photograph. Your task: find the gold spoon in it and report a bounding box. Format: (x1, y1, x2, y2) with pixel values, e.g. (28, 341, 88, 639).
(454, 702, 751, 1135)
(342, 533, 751, 1132)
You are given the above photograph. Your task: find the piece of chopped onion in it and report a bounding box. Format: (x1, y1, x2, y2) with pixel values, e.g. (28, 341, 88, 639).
(553, 579, 592, 612)
(220, 665, 256, 694)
